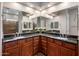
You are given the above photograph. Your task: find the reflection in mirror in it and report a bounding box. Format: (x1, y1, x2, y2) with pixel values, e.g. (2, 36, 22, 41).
(51, 22, 54, 28)
(24, 22, 28, 28)
(37, 17, 41, 27)
(50, 22, 59, 29)
(2, 7, 19, 35)
(54, 22, 59, 28)
(21, 11, 33, 32)
(37, 16, 47, 29)
(32, 16, 48, 33)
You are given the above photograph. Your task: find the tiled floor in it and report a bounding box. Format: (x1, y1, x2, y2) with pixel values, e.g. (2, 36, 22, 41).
(34, 53, 45, 56)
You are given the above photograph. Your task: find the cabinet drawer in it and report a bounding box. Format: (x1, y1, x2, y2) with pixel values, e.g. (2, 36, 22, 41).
(4, 47, 19, 56)
(61, 46, 76, 56)
(21, 43, 33, 56)
(26, 38, 33, 42)
(25, 41, 33, 45)
(63, 42, 76, 50)
(34, 42, 39, 47)
(34, 36, 39, 40)
(41, 43, 47, 47)
(34, 47, 38, 50)
(34, 39, 39, 42)
(18, 39, 26, 46)
(34, 45, 39, 49)
(34, 43, 39, 47)
(42, 40, 47, 43)
(48, 42, 56, 46)
(54, 39, 62, 45)
(4, 41, 18, 48)
(41, 36, 47, 41)
(48, 38, 54, 43)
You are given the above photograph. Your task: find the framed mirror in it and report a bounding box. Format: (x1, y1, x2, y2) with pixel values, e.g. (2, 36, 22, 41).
(21, 11, 33, 31)
(51, 22, 54, 28)
(54, 22, 59, 28)
(50, 22, 59, 29)
(2, 7, 19, 35)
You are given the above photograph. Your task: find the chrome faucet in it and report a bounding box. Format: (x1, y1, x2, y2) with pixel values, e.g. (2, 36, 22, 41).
(60, 34, 62, 37)
(60, 34, 67, 38)
(15, 32, 20, 37)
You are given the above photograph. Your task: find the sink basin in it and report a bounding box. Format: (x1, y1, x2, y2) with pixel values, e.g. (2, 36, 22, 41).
(60, 37, 68, 40)
(14, 36, 25, 39)
(54, 37, 68, 40)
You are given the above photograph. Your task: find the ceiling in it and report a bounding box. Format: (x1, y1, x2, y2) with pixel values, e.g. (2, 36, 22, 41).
(18, 2, 62, 19)
(19, 2, 61, 11)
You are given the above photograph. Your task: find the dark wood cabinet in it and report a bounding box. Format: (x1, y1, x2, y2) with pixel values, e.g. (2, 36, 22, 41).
(61, 41, 76, 56)
(41, 47, 47, 55)
(40, 36, 47, 55)
(2, 35, 78, 56)
(47, 42, 60, 56)
(18, 37, 33, 56)
(3, 40, 19, 56)
(3, 37, 33, 56)
(62, 42, 76, 50)
(47, 37, 77, 56)
(21, 42, 33, 56)
(4, 47, 19, 56)
(54, 39, 62, 46)
(33, 36, 40, 55)
(60, 46, 76, 56)
(18, 39, 26, 56)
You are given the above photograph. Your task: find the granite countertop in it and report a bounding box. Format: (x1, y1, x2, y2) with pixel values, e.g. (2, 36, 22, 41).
(3, 33, 78, 44)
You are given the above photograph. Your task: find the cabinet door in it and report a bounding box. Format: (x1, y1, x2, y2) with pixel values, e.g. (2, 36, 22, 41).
(41, 36, 47, 41)
(4, 47, 19, 56)
(41, 40, 47, 47)
(41, 36, 47, 47)
(40, 36, 47, 55)
(33, 36, 40, 54)
(3, 41, 19, 56)
(60, 46, 76, 56)
(34, 36, 39, 47)
(33, 47, 39, 55)
(18, 39, 26, 56)
(47, 42, 60, 56)
(33, 41, 39, 54)
(21, 42, 33, 56)
(41, 47, 47, 55)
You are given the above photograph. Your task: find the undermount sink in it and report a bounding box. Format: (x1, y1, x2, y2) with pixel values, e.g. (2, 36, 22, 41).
(14, 36, 25, 39)
(60, 37, 68, 40)
(54, 37, 68, 40)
